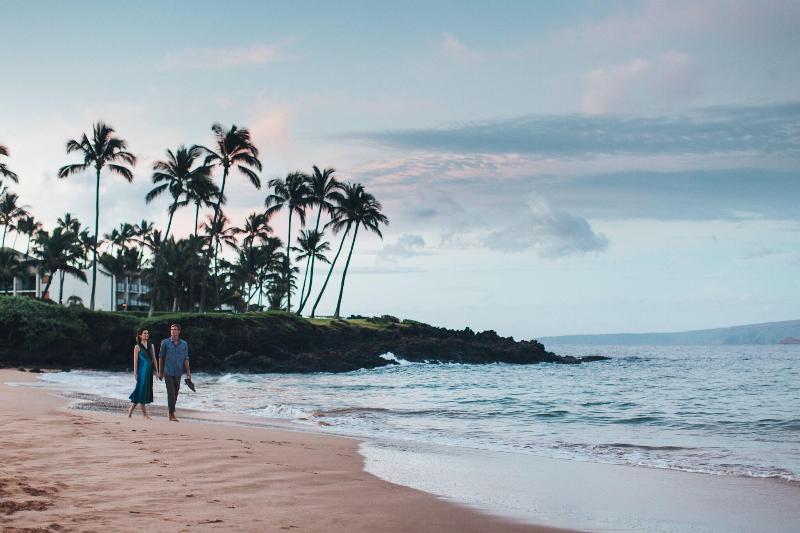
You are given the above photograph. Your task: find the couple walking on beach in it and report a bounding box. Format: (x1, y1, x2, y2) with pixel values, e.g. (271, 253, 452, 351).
(128, 323, 193, 421)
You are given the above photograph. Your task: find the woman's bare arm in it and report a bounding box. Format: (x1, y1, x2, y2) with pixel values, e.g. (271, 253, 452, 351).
(132, 344, 140, 377)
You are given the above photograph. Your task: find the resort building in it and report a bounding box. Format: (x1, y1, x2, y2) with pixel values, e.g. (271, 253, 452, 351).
(113, 273, 150, 311)
(1, 253, 149, 311)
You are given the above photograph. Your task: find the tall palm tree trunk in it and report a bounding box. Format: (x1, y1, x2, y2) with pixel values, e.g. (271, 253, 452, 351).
(42, 270, 56, 300)
(188, 202, 201, 312)
(164, 201, 178, 241)
(334, 225, 359, 318)
(311, 225, 350, 318)
(59, 271, 65, 304)
(210, 167, 229, 306)
(297, 259, 310, 314)
(285, 210, 293, 312)
(301, 255, 320, 313)
(1, 225, 7, 249)
(12, 231, 18, 251)
(298, 208, 323, 313)
(90, 166, 100, 310)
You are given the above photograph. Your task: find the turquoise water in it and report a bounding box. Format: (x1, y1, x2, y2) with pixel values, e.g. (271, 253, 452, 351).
(38, 344, 800, 481)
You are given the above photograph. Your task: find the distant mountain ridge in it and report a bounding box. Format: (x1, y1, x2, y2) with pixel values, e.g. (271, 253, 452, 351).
(540, 320, 800, 346)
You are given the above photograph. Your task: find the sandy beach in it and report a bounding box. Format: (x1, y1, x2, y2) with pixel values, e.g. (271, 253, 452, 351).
(0, 369, 568, 532)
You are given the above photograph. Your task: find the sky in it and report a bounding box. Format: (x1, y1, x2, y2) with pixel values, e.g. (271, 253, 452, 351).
(1, 0, 798, 339)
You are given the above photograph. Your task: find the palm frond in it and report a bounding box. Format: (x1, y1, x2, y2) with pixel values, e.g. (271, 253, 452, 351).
(108, 164, 134, 182)
(237, 165, 261, 188)
(57, 163, 90, 178)
(145, 183, 169, 203)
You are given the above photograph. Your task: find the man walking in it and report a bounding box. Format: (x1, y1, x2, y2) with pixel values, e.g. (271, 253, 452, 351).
(158, 323, 191, 422)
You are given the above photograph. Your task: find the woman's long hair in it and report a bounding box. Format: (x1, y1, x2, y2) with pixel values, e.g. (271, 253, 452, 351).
(135, 328, 149, 345)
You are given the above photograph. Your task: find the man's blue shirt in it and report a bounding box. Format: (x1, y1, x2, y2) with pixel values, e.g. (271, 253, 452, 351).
(159, 338, 189, 377)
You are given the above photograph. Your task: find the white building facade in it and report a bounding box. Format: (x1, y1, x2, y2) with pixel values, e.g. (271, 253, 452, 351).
(5, 264, 149, 312)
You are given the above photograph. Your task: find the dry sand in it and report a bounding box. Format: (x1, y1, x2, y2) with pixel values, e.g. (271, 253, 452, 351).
(0, 369, 569, 532)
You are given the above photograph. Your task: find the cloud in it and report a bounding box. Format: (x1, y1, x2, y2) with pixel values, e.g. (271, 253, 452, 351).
(345, 102, 800, 158)
(582, 58, 650, 114)
(377, 234, 429, 262)
(485, 199, 609, 258)
(581, 53, 699, 114)
(250, 110, 291, 153)
(161, 43, 286, 70)
(440, 32, 481, 64)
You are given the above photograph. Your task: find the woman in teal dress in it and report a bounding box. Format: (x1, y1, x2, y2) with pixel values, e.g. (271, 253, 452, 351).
(128, 328, 157, 419)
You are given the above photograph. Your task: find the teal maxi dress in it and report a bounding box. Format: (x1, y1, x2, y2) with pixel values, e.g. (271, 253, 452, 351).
(129, 342, 155, 404)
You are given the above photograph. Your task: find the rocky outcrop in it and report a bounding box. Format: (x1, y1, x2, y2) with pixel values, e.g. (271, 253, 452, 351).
(0, 297, 609, 373)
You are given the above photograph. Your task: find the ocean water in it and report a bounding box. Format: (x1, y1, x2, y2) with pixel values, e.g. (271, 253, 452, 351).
(31, 344, 800, 529)
(36, 344, 800, 482)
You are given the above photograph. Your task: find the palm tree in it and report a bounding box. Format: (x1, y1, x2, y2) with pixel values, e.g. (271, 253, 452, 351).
(77, 229, 93, 269)
(182, 172, 220, 312)
(134, 220, 154, 241)
(183, 171, 221, 238)
(253, 236, 284, 310)
(0, 249, 24, 293)
(103, 222, 136, 254)
(199, 211, 238, 311)
(183, 233, 207, 312)
(0, 144, 18, 183)
(98, 251, 125, 305)
(297, 166, 339, 313)
(16, 216, 42, 258)
(310, 183, 388, 318)
(0, 192, 30, 249)
(147, 146, 212, 241)
(133, 219, 154, 276)
(331, 184, 388, 318)
(149, 238, 194, 312)
(58, 122, 136, 310)
(265, 171, 312, 312)
(31, 228, 87, 303)
(56, 213, 82, 235)
(224, 245, 266, 311)
(199, 123, 261, 274)
(145, 146, 210, 316)
(57, 213, 89, 265)
(233, 212, 273, 251)
(200, 212, 238, 256)
(292, 229, 330, 313)
(100, 223, 144, 311)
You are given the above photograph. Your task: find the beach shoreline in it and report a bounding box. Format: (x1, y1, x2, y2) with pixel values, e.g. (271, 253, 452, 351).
(0, 369, 566, 532)
(6, 367, 800, 532)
